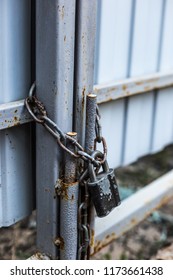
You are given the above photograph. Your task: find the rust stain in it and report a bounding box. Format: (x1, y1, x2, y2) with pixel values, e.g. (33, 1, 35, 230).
(55, 178, 63, 196)
(56, 179, 77, 201)
(92, 233, 117, 255)
(61, 186, 70, 200)
(90, 229, 95, 248)
(13, 116, 21, 127)
(54, 237, 65, 250)
(101, 96, 113, 104)
(122, 85, 127, 91)
(144, 86, 152, 91)
(107, 86, 118, 93)
(146, 195, 173, 211)
(82, 86, 86, 98)
(149, 78, 159, 83)
(81, 86, 86, 114)
(58, 5, 65, 20)
(135, 81, 144, 86)
(35, 252, 44, 260)
(62, 181, 78, 201)
(130, 218, 138, 225)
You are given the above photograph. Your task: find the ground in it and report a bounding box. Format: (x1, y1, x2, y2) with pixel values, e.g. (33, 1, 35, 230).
(1, 145, 173, 260)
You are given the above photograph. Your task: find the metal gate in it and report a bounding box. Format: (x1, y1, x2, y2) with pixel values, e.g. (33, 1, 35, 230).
(0, 0, 34, 226)
(1, 0, 173, 260)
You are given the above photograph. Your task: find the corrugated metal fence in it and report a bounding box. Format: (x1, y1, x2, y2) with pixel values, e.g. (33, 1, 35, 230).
(0, 1, 33, 226)
(95, 0, 173, 167)
(1, 0, 173, 259)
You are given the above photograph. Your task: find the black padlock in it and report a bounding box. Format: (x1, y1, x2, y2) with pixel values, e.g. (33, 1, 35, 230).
(87, 150, 121, 218)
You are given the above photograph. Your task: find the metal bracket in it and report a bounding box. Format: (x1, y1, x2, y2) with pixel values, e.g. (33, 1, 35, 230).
(94, 71, 173, 104)
(0, 99, 33, 130)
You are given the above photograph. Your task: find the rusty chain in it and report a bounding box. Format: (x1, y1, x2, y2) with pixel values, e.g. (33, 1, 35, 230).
(25, 82, 107, 260)
(25, 83, 107, 168)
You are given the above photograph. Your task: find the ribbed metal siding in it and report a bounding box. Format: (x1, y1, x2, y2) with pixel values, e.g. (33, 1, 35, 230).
(94, 0, 173, 168)
(0, 0, 33, 226)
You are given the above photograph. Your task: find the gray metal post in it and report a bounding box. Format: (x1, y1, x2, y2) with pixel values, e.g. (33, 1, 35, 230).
(36, 0, 76, 258)
(85, 94, 97, 255)
(60, 132, 78, 260)
(85, 94, 97, 153)
(73, 0, 98, 259)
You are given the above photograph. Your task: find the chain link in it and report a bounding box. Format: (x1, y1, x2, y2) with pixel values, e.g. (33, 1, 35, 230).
(78, 182, 90, 260)
(95, 105, 102, 143)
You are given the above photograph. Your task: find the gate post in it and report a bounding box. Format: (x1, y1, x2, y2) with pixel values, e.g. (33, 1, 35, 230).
(36, 0, 76, 258)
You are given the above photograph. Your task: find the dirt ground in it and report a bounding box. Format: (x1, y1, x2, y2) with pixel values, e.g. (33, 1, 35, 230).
(1, 145, 173, 260)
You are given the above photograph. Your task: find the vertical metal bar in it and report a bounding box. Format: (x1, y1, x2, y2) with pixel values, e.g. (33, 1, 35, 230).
(85, 94, 97, 256)
(73, 0, 98, 145)
(85, 94, 97, 153)
(60, 132, 78, 260)
(36, 0, 76, 258)
(73, 0, 98, 259)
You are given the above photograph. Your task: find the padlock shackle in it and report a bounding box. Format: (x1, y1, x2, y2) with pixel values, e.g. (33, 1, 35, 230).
(90, 150, 109, 173)
(88, 150, 109, 182)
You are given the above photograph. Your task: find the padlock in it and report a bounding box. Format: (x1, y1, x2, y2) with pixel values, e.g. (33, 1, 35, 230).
(87, 150, 121, 218)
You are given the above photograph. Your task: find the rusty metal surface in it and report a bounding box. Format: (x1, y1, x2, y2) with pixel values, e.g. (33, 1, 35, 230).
(28, 253, 50, 260)
(94, 71, 173, 104)
(0, 100, 32, 130)
(60, 132, 78, 260)
(94, 170, 173, 254)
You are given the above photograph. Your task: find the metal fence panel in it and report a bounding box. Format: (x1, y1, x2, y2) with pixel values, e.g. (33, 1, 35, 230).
(94, 0, 173, 168)
(94, 0, 134, 168)
(152, 0, 173, 152)
(0, 0, 33, 227)
(123, 0, 164, 165)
